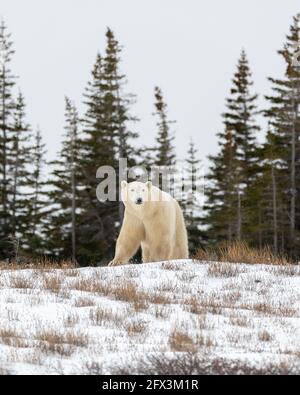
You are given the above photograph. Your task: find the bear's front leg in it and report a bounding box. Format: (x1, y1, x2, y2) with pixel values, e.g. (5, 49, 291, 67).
(108, 257, 129, 266)
(146, 215, 175, 262)
(108, 212, 144, 266)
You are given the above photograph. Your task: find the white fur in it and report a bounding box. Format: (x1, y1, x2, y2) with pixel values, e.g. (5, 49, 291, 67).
(108, 181, 189, 266)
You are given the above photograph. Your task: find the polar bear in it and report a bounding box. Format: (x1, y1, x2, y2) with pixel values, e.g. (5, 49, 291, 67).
(108, 181, 189, 266)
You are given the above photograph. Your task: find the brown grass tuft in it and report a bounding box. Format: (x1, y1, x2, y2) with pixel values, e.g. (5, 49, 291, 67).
(43, 273, 63, 293)
(126, 321, 146, 336)
(74, 297, 95, 308)
(0, 258, 75, 271)
(250, 302, 297, 317)
(258, 330, 273, 342)
(161, 261, 182, 271)
(9, 274, 34, 289)
(196, 241, 289, 265)
(36, 328, 88, 356)
(148, 292, 171, 305)
(71, 278, 109, 295)
(111, 282, 149, 311)
(207, 262, 242, 278)
(185, 297, 205, 315)
(169, 329, 196, 352)
(0, 327, 21, 346)
(229, 315, 251, 328)
(89, 307, 122, 326)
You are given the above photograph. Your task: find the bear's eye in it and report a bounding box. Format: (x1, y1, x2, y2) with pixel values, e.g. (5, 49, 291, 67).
(142, 189, 145, 192)
(130, 189, 134, 192)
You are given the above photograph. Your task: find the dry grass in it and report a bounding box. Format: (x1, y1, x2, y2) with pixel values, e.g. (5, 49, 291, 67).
(64, 269, 79, 277)
(111, 282, 150, 311)
(197, 332, 214, 347)
(36, 328, 88, 356)
(185, 297, 205, 315)
(185, 296, 223, 316)
(229, 315, 251, 328)
(258, 330, 273, 342)
(0, 327, 31, 348)
(71, 278, 110, 295)
(0, 327, 20, 346)
(9, 274, 34, 289)
(161, 261, 182, 271)
(43, 273, 63, 293)
(113, 282, 140, 302)
(63, 313, 79, 328)
(207, 262, 242, 278)
(112, 281, 173, 311)
(148, 292, 171, 305)
(222, 290, 242, 304)
(247, 301, 297, 317)
(169, 329, 196, 352)
(271, 265, 300, 276)
(0, 258, 75, 271)
(156, 280, 176, 292)
(125, 321, 146, 336)
(74, 297, 95, 308)
(196, 241, 290, 265)
(89, 307, 122, 326)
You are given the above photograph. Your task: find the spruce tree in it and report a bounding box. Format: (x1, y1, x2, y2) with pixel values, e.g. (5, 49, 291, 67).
(152, 86, 176, 194)
(103, 28, 138, 222)
(0, 20, 16, 254)
(256, 125, 288, 253)
(204, 127, 239, 243)
(8, 92, 32, 241)
(153, 86, 176, 167)
(223, 50, 260, 240)
(47, 97, 80, 262)
(183, 139, 203, 254)
(265, 15, 300, 256)
(24, 128, 47, 257)
(205, 50, 260, 244)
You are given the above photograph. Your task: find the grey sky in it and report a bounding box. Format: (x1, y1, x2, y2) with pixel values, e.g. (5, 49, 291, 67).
(1, 0, 300, 166)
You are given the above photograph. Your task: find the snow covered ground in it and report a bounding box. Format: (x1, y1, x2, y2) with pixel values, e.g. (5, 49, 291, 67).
(0, 260, 299, 375)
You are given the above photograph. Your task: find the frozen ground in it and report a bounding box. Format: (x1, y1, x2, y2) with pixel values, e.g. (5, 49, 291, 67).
(0, 260, 299, 375)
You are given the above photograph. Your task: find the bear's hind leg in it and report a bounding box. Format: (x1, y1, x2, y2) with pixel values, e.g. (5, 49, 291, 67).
(149, 241, 173, 262)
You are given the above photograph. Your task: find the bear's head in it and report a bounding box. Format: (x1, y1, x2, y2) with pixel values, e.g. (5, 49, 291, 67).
(121, 181, 152, 206)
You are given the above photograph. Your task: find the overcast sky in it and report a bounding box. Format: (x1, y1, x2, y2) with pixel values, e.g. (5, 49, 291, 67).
(1, 0, 300, 166)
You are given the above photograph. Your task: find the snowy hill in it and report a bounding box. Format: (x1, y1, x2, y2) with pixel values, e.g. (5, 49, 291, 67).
(0, 260, 299, 375)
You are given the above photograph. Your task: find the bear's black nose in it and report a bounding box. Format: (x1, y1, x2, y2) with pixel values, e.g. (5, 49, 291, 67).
(136, 198, 143, 205)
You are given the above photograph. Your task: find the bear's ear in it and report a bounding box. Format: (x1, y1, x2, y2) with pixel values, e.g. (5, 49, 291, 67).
(121, 180, 127, 189)
(146, 181, 152, 189)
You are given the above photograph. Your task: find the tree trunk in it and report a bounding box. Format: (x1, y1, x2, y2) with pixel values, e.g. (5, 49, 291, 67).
(290, 85, 298, 251)
(71, 163, 76, 265)
(258, 203, 262, 249)
(236, 184, 242, 240)
(1, 73, 7, 225)
(271, 163, 278, 254)
(11, 141, 20, 236)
